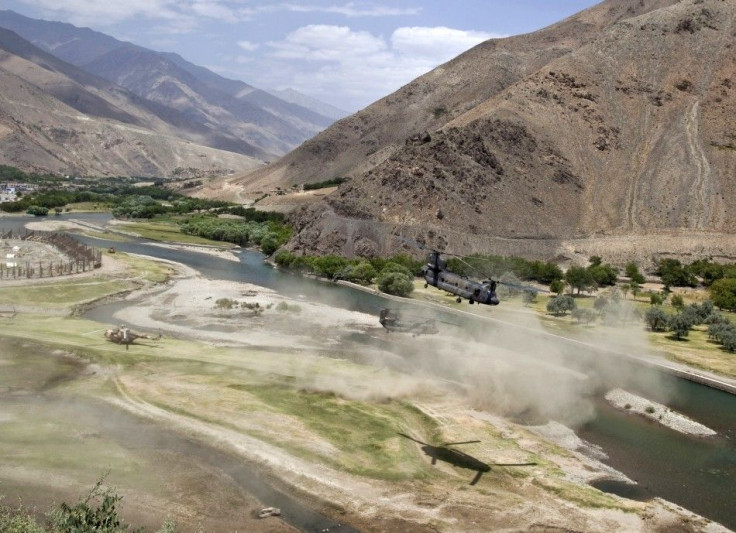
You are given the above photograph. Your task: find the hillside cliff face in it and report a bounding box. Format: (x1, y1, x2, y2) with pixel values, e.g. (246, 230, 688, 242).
(256, 0, 735, 261)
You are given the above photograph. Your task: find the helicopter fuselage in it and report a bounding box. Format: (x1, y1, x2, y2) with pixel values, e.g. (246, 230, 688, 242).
(422, 251, 499, 305)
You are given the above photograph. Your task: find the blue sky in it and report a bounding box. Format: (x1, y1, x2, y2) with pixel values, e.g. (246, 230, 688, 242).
(3, 1, 600, 111)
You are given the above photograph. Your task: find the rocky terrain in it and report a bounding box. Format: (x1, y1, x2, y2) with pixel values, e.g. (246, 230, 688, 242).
(0, 10, 336, 160)
(217, 0, 736, 263)
(0, 28, 263, 177)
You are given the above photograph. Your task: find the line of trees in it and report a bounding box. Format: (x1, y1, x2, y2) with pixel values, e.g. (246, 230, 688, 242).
(446, 254, 563, 285)
(273, 250, 422, 296)
(179, 217, 291, 254)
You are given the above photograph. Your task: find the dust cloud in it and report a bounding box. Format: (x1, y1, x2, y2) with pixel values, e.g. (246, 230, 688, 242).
(282, 291, 672, 429)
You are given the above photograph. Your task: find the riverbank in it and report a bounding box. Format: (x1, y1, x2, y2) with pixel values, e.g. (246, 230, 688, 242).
(605, 389, 717, 437)
(3, 248, 729, 532)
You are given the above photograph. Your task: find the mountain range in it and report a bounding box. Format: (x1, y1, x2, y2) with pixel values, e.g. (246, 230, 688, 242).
(214, 0, 735, 263)
(0, 10, 345, 177)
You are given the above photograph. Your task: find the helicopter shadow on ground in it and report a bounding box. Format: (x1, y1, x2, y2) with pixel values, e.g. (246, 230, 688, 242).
(398, 433, 537, 485)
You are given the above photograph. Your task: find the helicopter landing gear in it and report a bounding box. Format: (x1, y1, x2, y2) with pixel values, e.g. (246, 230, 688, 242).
(424, 283, 428, 288)
(469, 298, 474, 305)
(456, 297, 462, 303)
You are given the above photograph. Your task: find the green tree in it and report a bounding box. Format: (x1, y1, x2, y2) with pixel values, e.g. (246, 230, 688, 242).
(589, 256, 602, 267)
(650, 293, 664, 306)
(625, 261, 646, 284)
(26, 205, 48, 216)
(549, 279, 565, 295)
(547, 295, 576, 316)
(565, 266, 594, 295)
(644, 307, 668, 332)
(346, 261, 377, 285)
(668, 312, 693, 340)
(377, 271, 414, 297)
(670, 294, 685, 311)
(630, 281, 641, 300)
(589, 263, 619, 287)
(710, 278, 736, 311)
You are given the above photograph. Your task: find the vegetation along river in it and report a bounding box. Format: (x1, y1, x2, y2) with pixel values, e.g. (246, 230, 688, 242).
(2, 213, 735, 530)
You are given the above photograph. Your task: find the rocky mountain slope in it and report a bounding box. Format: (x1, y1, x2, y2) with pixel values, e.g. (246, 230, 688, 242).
(0, 10, 335, 159)
(0, 28, 262, 177)
(227, 0, 736, 262)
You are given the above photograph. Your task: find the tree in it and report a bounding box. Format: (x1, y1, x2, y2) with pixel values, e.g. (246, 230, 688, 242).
(625, 261, 646, 284)
(547, 295, 576, 316)
(644, 307, 668, 332)
(522, 290, 537, 306)
(670, 294, 685, 311)
(668, 312, 693, 340)
(26, 205, 48, 216)
(620, 284, 630, 299)
(377, 271, 414, 297)
(593, 296, 608, 315)
(550, 279, 565, 296)
(565, 266, 594, 295)
(630, 281, 641, 300)
(572, 307, 597, 324)
(346, 261, 377, 285)
(710, 278, 736, 312)
(589, 263, 619, 287)
(650, 293, 664, 306)
(589, 256, 603, 267)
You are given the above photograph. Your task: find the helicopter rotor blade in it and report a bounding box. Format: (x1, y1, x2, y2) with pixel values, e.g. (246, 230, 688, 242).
(397, 432, 430, 446)
(443, 440, 481, 446)
(496, 281, 550, 294)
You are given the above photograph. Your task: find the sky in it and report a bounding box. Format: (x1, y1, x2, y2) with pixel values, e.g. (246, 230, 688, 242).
(2, 1, 600, 112)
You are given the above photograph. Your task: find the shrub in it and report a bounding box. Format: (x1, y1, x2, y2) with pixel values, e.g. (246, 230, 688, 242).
(345, 261, 377, 285)
(26, 205, 49, 216)
(547, 295, 576, 316)
(377, 271, 414, 297)
(645, 406, 656, 414)
(644, 307, 669, 332)
(668, 312, 694, 340)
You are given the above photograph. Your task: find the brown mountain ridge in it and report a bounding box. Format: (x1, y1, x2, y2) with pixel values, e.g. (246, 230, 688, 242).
(217, 0, 736, 264)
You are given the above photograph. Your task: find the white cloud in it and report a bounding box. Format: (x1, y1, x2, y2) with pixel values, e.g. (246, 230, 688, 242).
(237, 40, 260, 52)
(391, 26, 499, 59)
(259, 24, 498, 110)
(15, 0, 182, 25)
(271, 3, 422, 17)
(268, 25, 386, 61)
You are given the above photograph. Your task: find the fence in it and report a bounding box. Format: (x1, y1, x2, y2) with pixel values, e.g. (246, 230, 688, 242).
(0, 230, 102, 280)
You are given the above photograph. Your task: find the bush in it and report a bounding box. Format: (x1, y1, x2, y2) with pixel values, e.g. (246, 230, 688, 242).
(345, 261, 377, 285)
(377, 271, 414, 297)
(710, 278, 736, 311)
(668, 312, 693, 340)
(547, 295, 576, 316)
(644, 307, 669, 332)
(650, 293, 664, 306)
(571, 307, 597, 324)
(549, 279, 565, 295)
(26, 205, 49, 216)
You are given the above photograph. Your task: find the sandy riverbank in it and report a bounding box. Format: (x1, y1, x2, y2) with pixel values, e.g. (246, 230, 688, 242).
(605, 389, 717, 437)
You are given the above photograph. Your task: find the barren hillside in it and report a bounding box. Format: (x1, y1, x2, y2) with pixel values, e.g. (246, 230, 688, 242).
(235, 0, 735, 263)
(0, 29, 262, 177)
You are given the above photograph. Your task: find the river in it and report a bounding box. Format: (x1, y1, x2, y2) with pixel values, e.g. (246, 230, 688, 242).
(2, 213, 736, 530)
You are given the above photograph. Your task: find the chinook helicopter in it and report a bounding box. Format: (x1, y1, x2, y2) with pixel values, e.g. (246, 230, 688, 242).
(405, 239, 547, 305)
(422, 250, 500, 305)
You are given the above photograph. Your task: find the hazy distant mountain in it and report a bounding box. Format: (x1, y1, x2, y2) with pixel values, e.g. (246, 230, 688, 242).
(0, 28, 262, 177)
(223, 0, 736, 263)
(271, 88, 349, 121)
(0, 9, 336, 158)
